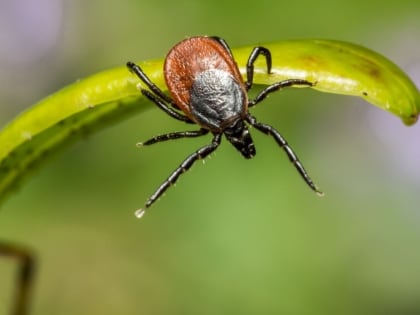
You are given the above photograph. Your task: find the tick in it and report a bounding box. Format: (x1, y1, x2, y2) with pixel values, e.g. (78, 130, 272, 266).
(127, 36, 323, 217)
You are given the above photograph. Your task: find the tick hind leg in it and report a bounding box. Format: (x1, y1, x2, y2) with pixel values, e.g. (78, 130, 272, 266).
(246, 114, 323, 196)
(127, 61, 173, 103)
(209, 36, 234, 57)
(126, 62, 194, 124)
(244, 46, 314, 104)
(135, 133, 222, 217)
(246, 46, 272, 91)
(0, 242, 36, 315)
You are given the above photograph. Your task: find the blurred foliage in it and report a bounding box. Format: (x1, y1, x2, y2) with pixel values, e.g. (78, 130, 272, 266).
(0, 0, 420, 314)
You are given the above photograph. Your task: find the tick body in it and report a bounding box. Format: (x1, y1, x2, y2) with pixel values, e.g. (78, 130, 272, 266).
(165, 37, 248, 133)
(127, 36, 323, 217)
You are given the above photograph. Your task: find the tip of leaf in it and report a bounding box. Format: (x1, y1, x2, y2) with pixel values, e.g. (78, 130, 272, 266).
(402, 113, 419, 126)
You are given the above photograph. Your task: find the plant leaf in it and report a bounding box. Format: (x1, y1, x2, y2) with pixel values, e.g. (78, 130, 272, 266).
(0, 39, 419, 205)
(234, 39, 419, 125)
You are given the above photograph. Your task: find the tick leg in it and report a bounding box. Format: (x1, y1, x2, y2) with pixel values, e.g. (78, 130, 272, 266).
(246, 114, 323, 196)
(127, 61, 174, 104)
(139, 128, 209, 146)
(209, 36, 234, 57)
(127, 61, 193, 120)
(141, 89, 194, 123)
(127, 61, 193, 122)
(246, 46, 272, 91)
(0, 242, 36, 315)
(248, 79, 313, 108)
(136, 133, 222, 217)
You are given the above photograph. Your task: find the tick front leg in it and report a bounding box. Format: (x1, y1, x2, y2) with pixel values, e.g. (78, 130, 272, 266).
(135, 133, 222, 218)
(0, 242, 36, 315)
(246, 114, 323, 196)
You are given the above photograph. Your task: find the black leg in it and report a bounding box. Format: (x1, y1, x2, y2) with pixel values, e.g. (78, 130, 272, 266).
(246, 114, 323, 196)
(248, 79, 313, 108)
(0, 242, 36, 315)
(127, 61, 173, 104)
(246, 46, 272, 91)
(209, 36, 234, 57)
(127, 61, 195, 123)
(141, 89, 194, 123)
(135, 133, 222, 217)
(139, 128, 209, 146)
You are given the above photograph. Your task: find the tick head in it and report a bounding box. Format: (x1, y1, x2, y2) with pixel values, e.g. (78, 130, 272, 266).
(224, 119, 255, 159)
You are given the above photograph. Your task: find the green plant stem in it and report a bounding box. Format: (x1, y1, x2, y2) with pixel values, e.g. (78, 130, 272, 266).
(0, 39, 419, 206)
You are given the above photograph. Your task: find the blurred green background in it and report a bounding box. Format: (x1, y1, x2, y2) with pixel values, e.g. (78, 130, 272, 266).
(1, 0, 420, 314)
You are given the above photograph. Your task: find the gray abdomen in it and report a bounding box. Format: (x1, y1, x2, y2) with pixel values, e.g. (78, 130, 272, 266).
(190, 69, 246, 131)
